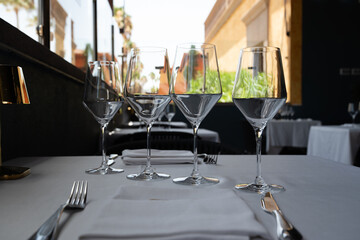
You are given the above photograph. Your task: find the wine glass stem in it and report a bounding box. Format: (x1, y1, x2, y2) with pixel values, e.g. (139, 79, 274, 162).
(146, 123, 153, 170)
(191, 125, 200, 178)
(254, 128, 265, 186)
(101, 123, 108, 168)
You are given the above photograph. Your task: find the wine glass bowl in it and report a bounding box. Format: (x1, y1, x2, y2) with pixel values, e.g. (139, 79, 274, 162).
(124, 47, 171, 181)
(347, 102, 359, 123)
(232, 46, 287, 193)
(170, 43, 222, 185)
(83, 61, 124, 175)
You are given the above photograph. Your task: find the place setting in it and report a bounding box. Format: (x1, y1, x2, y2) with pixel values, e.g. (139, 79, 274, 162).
(72, 45, 301, 240)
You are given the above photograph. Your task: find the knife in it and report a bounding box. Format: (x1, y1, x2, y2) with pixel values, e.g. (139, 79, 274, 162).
(261, 192, 303, 240)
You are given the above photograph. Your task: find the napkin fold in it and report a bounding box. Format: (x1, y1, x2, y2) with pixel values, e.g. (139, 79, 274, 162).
(121, 149, 195, 165)
(80, 186, 270, 240)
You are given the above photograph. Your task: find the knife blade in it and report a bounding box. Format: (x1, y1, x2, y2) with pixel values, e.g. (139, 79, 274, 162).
(261, 192, 303, 240)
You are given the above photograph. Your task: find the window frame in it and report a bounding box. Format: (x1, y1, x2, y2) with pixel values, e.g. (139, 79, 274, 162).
(36, 0, 116, 62)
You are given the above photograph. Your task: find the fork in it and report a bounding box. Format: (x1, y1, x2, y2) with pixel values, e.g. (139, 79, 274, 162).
(203, 154, 219, 164)
(29, 180, 88, 240)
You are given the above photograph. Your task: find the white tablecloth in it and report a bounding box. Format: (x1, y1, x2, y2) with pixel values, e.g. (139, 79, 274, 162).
(307, 124, 360, 165)
(108, 127, 221, 143)
(266, 119, 321, 153)
(1, 155, 360, 239)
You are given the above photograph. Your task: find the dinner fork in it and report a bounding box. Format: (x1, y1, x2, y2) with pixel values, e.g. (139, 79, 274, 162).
(203, 154, 219, 164)
(29, 180, 88, 240)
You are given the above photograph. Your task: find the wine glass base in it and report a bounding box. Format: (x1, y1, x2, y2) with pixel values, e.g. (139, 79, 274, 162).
(235, 183, 285, 194)
(85, 166, 124, 175)
(127, 172, 170, 181)
(173, 176, 219, 186)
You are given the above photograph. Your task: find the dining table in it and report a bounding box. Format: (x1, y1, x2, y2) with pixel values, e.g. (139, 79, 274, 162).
(1, 154, 360, 239)
(307, 124, 360, 165)
(266, 119, 321, 154)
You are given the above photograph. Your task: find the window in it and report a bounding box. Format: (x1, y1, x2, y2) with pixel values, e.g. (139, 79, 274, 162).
(50, 0, 94, 71)
(0, 0, 123, 72)
(0, 0, 39, 42)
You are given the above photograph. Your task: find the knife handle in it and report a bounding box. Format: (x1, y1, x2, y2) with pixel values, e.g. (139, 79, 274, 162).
(274, 210, 302, 240)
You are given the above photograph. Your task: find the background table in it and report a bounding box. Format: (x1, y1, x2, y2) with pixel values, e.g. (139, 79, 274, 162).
(108, 127, 221, 143)
(307, 124, 360, 165)
(1, 155, 360, 239)
(266, 119, 321, 154)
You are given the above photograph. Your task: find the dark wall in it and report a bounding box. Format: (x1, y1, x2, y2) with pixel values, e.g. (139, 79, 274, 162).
(0, 20, 100, 161)
(296, 0, 360, 124)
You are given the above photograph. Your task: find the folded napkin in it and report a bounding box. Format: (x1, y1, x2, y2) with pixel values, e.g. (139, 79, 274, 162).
(80, 186, 270, 240)
(122, 149, 195, 165)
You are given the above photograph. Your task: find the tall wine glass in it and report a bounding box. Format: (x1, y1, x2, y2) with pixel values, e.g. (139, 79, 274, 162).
(348, 102, 359, 123)
(232, 46, 287, 193)
(124, 47, 171, 181)
(170, 43, 222, 185)
(83, 61, 124, 174)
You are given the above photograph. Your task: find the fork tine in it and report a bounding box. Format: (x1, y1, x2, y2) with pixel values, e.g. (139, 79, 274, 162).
(80, 181, 88, 206)
(75, 181, 83, 205)
(70, 181, 80, 205)
(66, 181, 77, 205)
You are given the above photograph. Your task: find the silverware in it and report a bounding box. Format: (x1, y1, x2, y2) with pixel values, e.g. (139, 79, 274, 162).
(203, 154, 218, 164)
(261, 192, 302, 240)
(107, 154, 119, 166)
(29, 180, 88, 240)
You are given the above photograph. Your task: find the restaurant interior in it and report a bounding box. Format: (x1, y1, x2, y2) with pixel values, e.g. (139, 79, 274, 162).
(0, 0, 359, 160)
(0, 0, 360, 239)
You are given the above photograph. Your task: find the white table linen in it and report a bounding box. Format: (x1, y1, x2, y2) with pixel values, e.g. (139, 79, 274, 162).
(79, 186, 269, 240)
(307, 124, 360, 165)
(266, 119, 321, 153)
(121, 149, 195, 165)
(1, 155, 360, 240)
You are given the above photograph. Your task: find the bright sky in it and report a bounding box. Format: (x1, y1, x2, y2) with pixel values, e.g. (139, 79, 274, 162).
(115, 0, 217, 61)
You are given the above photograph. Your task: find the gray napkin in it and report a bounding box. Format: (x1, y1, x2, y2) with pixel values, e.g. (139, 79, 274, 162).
(122, 149, 195, 165)
(79, 186, 270, 240)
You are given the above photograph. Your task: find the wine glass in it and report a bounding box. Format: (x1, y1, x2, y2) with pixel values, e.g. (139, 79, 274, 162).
(170, 43, 222, 185)
(124, 47, 171, 181)
(83, 61, 124, 174)
(348, 102, 359, 123)
(165, 101, 176, 128)
(232, 46, 287, 193)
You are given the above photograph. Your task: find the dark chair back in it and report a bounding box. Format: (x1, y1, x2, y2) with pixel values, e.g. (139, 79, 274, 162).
(107, 131, 241, 155)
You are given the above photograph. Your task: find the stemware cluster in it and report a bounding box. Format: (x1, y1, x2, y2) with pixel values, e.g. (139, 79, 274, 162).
(82, 44, 288, 194)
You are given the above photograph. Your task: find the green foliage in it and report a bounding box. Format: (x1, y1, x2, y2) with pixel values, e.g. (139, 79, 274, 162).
(219, 71, 236, 103)
(182, 71, 236, 103)
(186, 70, 221, 95)
(232, 70, 274, 99)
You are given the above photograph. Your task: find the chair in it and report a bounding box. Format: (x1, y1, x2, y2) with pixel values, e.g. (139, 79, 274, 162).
(109, 131, 195, 145)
